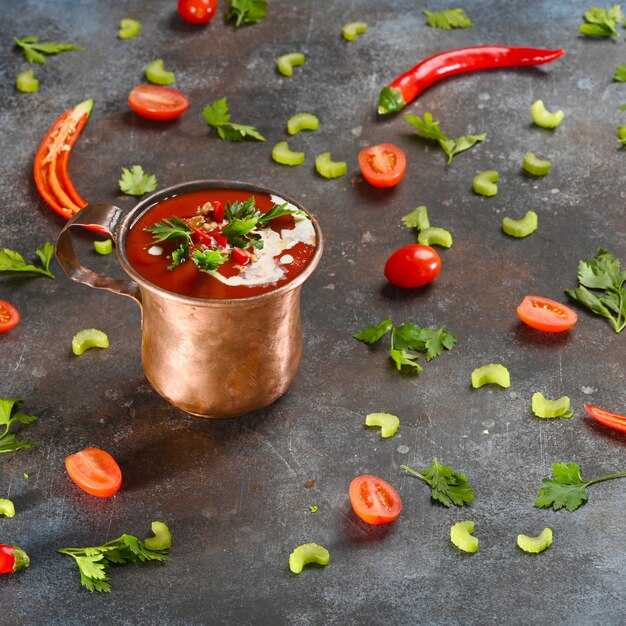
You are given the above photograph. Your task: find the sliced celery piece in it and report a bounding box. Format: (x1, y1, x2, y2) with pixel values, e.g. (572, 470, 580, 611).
(287, 113, 319, 135)
(342, 22, 367, 41)
(277, 52, 305, 77)
(450, 520, 478, 553)
(315, 152, 347, 179)
(0, 498, 15, 517)
(471, 363, 510, 388)
(523, 152, 551, 176)
(93, 239, 113, 255)
(531, 392, 572, 419)
(289, 543, 330, 574)
(143, 521, 172, 550)
(146, 59, 175, 85)
(473, 170, 499, 196)
(530, 100, 564, 129)
(418, 227, 453, 248)
(272, 141, 305, 166)
(365, 412, 400, 438)
(517, 528, 553, 553)
(72, 329, 109, 356)
(16, 69, 39, 93)
(502, 211, 538, 238)
(618, 126, 626, 145)
(119, 18, 141, 39)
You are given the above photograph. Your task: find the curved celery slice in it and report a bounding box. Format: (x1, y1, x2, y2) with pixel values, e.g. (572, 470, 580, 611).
(0, 498, 15, 517)
(272, 141, 305, 166)
(530, 100, 564, 129)
(450, 520, 478, 553)
(289, 542, 330, 574)
(502, 210, 538, 238)
(342, 22, 367, 41)
(473, 170, 499, 196)
(517, 527, 553, 553)
(523, 152, 551, 176)
(146, 59, 175, 85)
(94, 239, 113, 255)
(287, 113, 319, 135)
(365, 412, 400, 438)
(72, 329, 109, 356)
(531, 392, 572, 418)
(418, 227, 453, 248)
(471, 363, 510, 388)
(143, 521, 172, 550)
(119, 18, 141, 39)
(617, 126, 626, 144)
(315, 152, 347, 179)
(16, 69, 39, 93)
(277, 52, 305, 77)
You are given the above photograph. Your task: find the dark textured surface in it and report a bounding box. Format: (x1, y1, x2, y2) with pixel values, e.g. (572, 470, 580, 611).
(1, 1, 625, 624)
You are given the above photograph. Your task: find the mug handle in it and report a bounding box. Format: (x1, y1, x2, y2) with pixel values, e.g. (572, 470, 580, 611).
(56, 204, 141, 304)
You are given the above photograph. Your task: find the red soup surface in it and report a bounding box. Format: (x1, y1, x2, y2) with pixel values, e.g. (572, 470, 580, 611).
(125, 188, 318, 300)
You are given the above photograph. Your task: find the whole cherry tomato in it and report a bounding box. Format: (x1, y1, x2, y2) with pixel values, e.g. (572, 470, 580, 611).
(384, 244, 441, 288)
(358, 143, 406, 188)
(517, 295, 577, 332)
(349, 475, 402, 525)
(178, 0, 217, 23)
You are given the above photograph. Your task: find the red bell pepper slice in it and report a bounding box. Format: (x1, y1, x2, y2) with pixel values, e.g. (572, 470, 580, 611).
(585, 404, 626, 434)
(232, 247, 250, 266)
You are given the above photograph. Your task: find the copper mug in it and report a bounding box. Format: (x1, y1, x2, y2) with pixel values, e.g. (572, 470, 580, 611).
(55, 180, 323, 418)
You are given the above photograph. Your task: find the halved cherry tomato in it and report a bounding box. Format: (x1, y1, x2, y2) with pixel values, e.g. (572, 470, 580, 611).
(517, 295, 577, 333)
(128, 85, 189, 121)
(349, 474, 402, 525)
(0, 300, 20, 333)
(65, 447, 122, 498)
(585, 404, 626, 434)
(384, 244, 441, 288)
(178, 0, 217, 23)
(358, 143, 406, 188)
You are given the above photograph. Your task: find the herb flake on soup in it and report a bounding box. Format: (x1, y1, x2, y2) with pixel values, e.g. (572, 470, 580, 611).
(125, 189, 317, 299)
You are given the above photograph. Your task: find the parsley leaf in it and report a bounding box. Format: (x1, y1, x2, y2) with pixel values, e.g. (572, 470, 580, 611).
(119, 165, 158, 196)
(565, 248, 626, 333)
(535, 462, 626, 512)
(0, 242, 55, 278)
(402, 459, 475, 507)
(168, 243, 189, 270)
(353, 318, 393, 343)
(192, 249, 228, 272)
(14, 36, 83, 64)
(145, 217, 192, 245)
(578, 4, 623, 37)
(423, 8, 473, 29)
(614, 65, 626, 81)
(203, 98, 265, 142)
(225, 0, 268, 26)
(0, 398, 39, 454)
(406, 113, 485, 164)
(59, 523, 171, 592)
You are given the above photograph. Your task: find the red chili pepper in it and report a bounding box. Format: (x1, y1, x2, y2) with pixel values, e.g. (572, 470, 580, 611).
(0, 544, 30, 574)
(232, 247, 250, 266)
(378, 46, 565, 115)
(34, 99, 96, 224)
(585, 404, 626, 434)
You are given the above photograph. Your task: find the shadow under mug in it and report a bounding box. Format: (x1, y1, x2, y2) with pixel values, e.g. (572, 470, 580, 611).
(55, 180, 324, 418)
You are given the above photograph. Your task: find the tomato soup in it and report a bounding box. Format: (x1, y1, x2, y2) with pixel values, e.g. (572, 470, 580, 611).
(125, 188, 318, 299)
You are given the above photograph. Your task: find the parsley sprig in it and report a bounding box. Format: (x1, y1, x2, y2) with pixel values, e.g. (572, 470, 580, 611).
(423, 8, 473, 29)
(402, 459, 475, 507)
(535, 462, 626, 512)
(578, 4, 623, 37)
(0, 398, 39, 454)
(59, 522, 171, 592)
(0, 242, 55, 279)
(119, 165, 158, 196)
(14, 36, 83, 64)
(565, 248, 626, 333)
(353, 318, 456, 374)
(406, 112, 486, 164)
(203, 98, 265, 142)
(225, 0, 268, 26)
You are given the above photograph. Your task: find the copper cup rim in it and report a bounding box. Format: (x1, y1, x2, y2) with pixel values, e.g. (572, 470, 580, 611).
(116, 179, 323, 308)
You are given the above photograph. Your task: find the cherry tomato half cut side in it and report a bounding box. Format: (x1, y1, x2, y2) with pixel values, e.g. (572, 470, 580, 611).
(65, 447, 122, 498)
(0, 300, 20, 333)
(517, 295, 577, 332)
(584, 404, 626, 434)
(358, 143, 406, 188)
(384, 244, 441, 288)
(178, 0, 217, 23)
(349, 474, 402, 525)
(128, 85, 190, 121)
